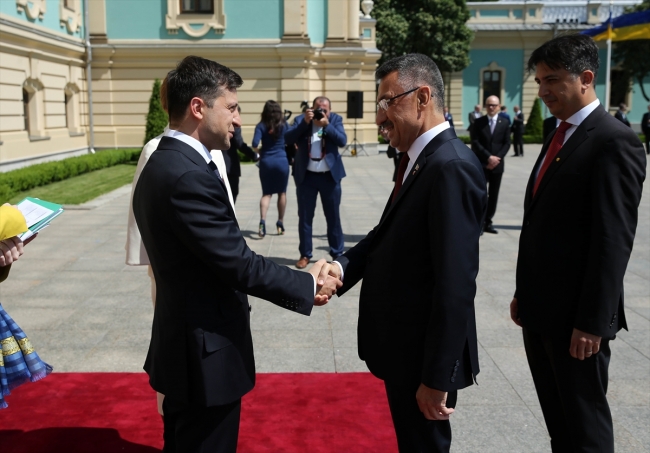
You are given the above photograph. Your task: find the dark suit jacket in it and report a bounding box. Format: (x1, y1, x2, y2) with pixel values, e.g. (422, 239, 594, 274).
(224, 127, 257, 178)
(542, 116, 557, 142)
(641, 112, 650, 136)
(511, 111, 524, 134)
(336, 128, 487, 391)
(516, 105, 646, 337)
(285, 112, 347, 185)
(614, 110, 631, 127)
(470, 115, 511, 174)
(467, 112, 481, 133)
(133, 137, 315, 407)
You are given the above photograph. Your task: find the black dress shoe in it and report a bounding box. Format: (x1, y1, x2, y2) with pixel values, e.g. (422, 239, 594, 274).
(484, 224, 498, 234)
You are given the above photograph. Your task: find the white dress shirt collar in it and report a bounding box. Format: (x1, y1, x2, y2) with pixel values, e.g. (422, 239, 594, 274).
(560, 99, 601, 145)
(166, 129, 213, 164)
(402, 121, 451, 182)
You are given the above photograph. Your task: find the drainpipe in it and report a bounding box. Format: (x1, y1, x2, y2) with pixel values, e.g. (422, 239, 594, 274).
(83, 0, 95, 153)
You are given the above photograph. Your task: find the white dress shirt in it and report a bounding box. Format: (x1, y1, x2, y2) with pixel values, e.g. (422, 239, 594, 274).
(401, 121, 451, 183)
(306, 123, 331, 173)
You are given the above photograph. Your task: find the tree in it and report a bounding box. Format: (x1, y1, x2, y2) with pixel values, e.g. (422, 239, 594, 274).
(612, 0, 650, 102)
(526, 97, 543, 137)
(373, 0, 474, 74)
(144, 79, 167, 145)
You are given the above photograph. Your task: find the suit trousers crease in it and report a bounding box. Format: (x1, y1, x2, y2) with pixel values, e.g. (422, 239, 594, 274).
(522, 328, 614, 453)
(296, 171, 344, 258)
(162, 396, 241, 453)
(484, 171, 502, 226)
(384, 380, 453, 453)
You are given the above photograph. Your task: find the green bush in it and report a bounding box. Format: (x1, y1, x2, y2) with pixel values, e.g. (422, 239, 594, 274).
(457, 135, 471, 144)
(526, 98, 543, 137)
(523, 135, 543, 144)
(144, 79, 167, 145)
(0, 148, 140, 203)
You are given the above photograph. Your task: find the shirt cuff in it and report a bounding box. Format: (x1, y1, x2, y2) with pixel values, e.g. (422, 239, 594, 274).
(332, 261, 344, 281)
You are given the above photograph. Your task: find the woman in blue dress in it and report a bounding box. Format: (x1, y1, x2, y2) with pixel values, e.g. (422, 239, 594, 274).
(252, 100, 290, 237)
(0, 204, 52, 409)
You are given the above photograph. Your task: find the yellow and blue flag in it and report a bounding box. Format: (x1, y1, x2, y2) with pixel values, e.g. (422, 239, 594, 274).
(582, 9, 650, 41)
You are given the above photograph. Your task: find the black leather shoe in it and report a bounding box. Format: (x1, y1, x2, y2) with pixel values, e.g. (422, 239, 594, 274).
(484, 224, 498, 234)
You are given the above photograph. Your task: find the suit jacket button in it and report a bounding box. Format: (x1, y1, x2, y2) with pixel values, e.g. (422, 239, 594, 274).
(450, 377, 455, 383)
(456, 360, 460, 365)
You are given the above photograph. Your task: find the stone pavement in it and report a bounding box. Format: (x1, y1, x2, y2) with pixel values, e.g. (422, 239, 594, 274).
(1, 144, 648, 452)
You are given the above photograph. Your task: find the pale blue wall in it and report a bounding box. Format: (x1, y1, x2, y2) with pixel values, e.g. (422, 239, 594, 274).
(0, 0, 84, 38)
(462, 49, 524, 124)
(307, 0, 327, 45)
(105, 0, 282, 40)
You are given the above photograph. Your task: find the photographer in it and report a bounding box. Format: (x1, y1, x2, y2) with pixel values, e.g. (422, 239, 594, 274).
(286, 96, 347, 269)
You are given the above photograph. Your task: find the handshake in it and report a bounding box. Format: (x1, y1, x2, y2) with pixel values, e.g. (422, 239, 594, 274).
(306, 259, 343, 306)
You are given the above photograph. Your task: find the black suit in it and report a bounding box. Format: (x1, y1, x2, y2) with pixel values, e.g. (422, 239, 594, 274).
(642, 111, 650, 154)
(470, 115, 511, 228)
(337, 128, 486, 452)
(516, 105, 646, 452)
(133, 137, 315, 452)
(542, 116, 558, 142)
(224, 127, 257, 202)
(511, 111, 524, 156)
(614, 109, 631, 127)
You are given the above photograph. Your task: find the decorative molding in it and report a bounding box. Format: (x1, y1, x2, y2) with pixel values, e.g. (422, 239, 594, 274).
(60, 0, 82, 34)
(165, 0, 226, 38)
(16, 0, 47, 20)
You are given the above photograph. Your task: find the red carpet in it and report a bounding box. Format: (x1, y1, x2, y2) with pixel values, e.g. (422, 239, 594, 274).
(0, 372, 397, 453)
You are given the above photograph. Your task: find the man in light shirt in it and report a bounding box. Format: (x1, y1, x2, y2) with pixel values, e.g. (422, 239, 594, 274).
(285, 97, 347, 269)
(511, 34, 646, 452)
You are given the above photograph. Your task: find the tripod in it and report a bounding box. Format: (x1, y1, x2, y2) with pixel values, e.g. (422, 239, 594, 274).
(343, 118, 368, 156)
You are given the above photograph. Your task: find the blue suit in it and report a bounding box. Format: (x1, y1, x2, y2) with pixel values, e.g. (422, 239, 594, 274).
(286, 112, 347, 259)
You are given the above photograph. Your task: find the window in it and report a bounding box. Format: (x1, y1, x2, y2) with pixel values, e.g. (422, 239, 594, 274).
(482, 70, 502, 105)
(609, 70, 630, 108)
(23, 89, 30, 132)
(65, 92, 70, 128)
(166, 0, 225, 37)
(180, 0, 213, 14)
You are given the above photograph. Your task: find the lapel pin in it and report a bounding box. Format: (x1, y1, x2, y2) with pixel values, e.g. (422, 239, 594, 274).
(412, 164, 419, 175)
(555, 157, 560, 162)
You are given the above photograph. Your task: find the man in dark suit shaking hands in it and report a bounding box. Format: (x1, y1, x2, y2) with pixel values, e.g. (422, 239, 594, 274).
(328, 54, 486, 453)
(133, 56, 341, 452)
(470, 95, 511, 234)
(512, 35, 646, 452)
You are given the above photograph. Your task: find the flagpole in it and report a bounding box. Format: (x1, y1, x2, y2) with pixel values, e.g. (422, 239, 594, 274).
(605, 0, 613, 110)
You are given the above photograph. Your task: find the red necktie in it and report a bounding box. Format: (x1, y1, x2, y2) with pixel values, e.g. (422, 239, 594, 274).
(392, 152, 410, 203)
(533, 121, 571, 196)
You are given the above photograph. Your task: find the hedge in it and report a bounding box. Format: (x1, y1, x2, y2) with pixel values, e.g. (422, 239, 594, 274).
(0, 148, 140, 202)
(458, 135, 544, 144)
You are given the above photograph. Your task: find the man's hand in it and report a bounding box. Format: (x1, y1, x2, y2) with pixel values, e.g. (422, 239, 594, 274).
(304, 109, 314, 123)
(486, 155, 501, 170)
(416, 384, 454, 420)
(510, 297, 522, 327)
(0, 235, 24, 267)
(308, 259, 342, 305)
(313, 115, 329, 128)
(569, 328, 601, 360)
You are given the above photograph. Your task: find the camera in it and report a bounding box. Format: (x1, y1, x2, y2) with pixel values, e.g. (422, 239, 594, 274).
(313, 108, 325, 120)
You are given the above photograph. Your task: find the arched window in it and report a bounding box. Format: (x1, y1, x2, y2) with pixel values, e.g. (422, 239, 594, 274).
(482, 70, 502, 105)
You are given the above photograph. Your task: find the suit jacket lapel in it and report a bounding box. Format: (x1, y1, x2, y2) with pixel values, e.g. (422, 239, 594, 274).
(158, 137, 238, 221)
(376, 128, 457, 232)
(525, 106, 606, 214)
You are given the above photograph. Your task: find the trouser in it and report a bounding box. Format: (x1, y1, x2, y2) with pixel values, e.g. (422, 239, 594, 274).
(384, 379, 456, 453)
(296, 171, 344, 259)
(484, 171, 503, 226)
(513, 131, 524, 156)
(523, 328, 614, 452)
(162, 396, 241, 453)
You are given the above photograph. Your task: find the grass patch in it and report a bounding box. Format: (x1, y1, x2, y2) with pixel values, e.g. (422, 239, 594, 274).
(6, 163, 137, 205)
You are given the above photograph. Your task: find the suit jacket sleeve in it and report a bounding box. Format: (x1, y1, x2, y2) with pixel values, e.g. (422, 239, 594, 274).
(470, 120, 492, 164)
(233, 128, 257, 161)
(169, 169, 315, 313)
(574, 131, 646, 336)
(324, 114, 348, 148)
(421, 159, 485, 391)
(496, 124, 511, 158)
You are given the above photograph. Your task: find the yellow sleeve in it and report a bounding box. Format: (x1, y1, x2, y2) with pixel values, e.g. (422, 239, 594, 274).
(0, 205, 28, 241)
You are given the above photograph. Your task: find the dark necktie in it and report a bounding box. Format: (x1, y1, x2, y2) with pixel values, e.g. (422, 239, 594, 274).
(392, 152, 410, 203)
(533, 121, 571, 196)
(208, 160, 222, 181)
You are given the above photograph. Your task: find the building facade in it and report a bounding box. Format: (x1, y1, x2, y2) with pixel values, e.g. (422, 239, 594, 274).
(0, 0, 380, 170)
